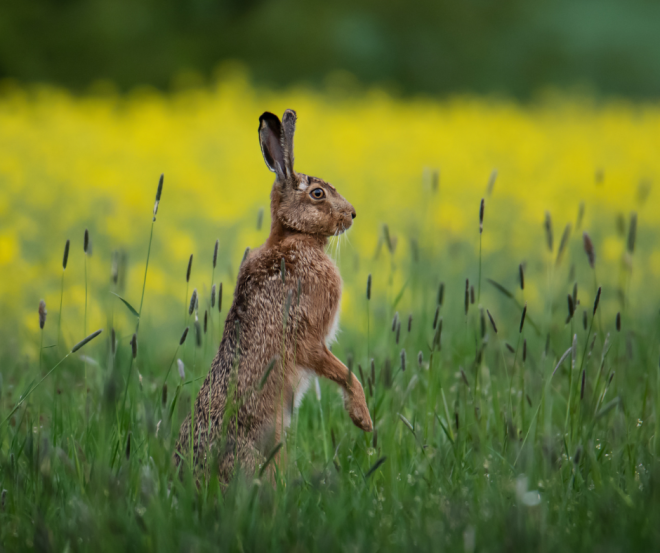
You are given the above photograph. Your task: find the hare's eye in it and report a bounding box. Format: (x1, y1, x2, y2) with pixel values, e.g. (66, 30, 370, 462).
(310, 188, 325, 200)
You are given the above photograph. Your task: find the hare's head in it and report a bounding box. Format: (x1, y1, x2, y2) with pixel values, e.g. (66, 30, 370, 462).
(259, 110, 356, 237)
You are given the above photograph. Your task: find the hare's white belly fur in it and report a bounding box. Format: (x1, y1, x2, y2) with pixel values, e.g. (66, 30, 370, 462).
(325, 302, 341, 346)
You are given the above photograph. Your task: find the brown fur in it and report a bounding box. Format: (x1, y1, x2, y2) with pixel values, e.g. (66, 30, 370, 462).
(175, 109, 372, 481)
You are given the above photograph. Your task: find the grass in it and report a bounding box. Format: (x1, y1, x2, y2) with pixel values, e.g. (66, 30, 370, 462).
(1, 81, 660, 551)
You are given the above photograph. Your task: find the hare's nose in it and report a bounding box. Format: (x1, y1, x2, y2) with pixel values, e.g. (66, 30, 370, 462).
(351, 211, 356, 220)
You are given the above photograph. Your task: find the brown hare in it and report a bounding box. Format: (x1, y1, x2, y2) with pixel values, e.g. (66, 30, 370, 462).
(175, 109, 372, 481)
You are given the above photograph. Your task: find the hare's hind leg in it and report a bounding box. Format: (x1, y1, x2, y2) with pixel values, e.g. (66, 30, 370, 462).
(216, 427, 265, 483)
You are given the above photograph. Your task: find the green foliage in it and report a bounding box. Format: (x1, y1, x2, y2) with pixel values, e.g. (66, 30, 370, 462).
(1, 176, 660, 551)
(2, 0, 660, 98)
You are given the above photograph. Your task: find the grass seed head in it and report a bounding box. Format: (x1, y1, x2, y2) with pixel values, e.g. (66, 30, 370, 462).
(506, 343, 515, 353)
(366, 274, 372, 300)
(161, 384, 167, 406)
(38, 300, 47, 329)
(400, 349, 406, 372)
(433, 317, 443, 350)
(593, 286, 602, 315)
(479, 198, 485, 234)
(583, 310, 588, 330)
(544, 212, 553, 252)
(218, 283, 223, 312)
(125, 432, 131, 460)
(567, 294, 575, 322)
(470, 285, 475, 305)
(177, 359, 185, 379)
(211, 284, 216, 308)
(62, 239, 70, 270)
(204, 310, 208, 333)
(283, 289, 293, 326)
(382, 224, 394, 254)
(627, 212, 637, 254)
(153, 174, 164, 219)
(519, 303, 527, 333)
(580, 370, 586, 400)
(179, 326, 189, 345)
(391, 311, 399, 332)
(130, 333, 137, 359)
(519, 263, 525, 290)
(480, 308, 486, 338)
(213, 239, 219, 269)
(433, 305, 440, 329)
(573, 445, 582, 465)
(437, 282, 445, 306)
(417, 351, 423, 367)
(460, 368, 470, 388)
(407, 314, 412, 332)
(464, 279, 469, 315)
(186, 254, 193, 283)
(583, 232, 595, 268)
(71, 329, 103, 353)
(616, 312, 621, 331)
(188, 289, 197, 316)
(556, 224, 572, 264)
(241, 247, 250, 265)
(358, 363, 365, 384)
(486, 310, 498, 333)
(523, 339, 527, 362)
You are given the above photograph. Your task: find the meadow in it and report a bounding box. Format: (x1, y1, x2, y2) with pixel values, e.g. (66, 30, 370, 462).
(0, 74, 659, 551)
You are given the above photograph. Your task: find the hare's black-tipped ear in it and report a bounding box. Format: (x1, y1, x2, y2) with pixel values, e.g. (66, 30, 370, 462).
(259, 112, 285, 179)
(281, 109, 297, 178)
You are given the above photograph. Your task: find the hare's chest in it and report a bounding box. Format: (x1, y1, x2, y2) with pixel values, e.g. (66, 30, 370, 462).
(318, 259, 343, 345)
(288, 247, 343, 342)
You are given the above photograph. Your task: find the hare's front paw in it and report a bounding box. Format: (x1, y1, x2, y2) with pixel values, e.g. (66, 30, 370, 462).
(347, 394, 373, 432)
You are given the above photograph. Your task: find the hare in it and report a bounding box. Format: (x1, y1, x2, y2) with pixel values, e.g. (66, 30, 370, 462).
(175, 109, 372, 481)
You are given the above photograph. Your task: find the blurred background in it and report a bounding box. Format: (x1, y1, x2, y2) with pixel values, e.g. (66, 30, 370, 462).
(0, 0, 658, 352)
(2, 0, 660, 99)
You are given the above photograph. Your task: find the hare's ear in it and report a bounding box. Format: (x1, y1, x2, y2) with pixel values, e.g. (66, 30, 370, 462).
(259, 112, 286, 179)
(281, 109, 297, 178)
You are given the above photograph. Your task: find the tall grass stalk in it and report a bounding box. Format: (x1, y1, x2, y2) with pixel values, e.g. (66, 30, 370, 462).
(83, 229, 90, 390)
(478, 198, 484, 301)
(137, 174, 163, 332)
(57, 239, 70, 351)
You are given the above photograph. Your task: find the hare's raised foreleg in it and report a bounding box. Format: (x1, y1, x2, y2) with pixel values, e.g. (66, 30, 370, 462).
(303, 344, 372, 432)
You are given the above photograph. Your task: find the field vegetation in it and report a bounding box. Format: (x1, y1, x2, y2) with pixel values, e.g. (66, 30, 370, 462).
(0, 76, 659, 551)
